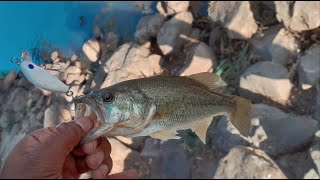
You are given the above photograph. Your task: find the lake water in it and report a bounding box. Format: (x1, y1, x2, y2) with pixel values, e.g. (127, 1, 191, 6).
(0, 1, 156, 72)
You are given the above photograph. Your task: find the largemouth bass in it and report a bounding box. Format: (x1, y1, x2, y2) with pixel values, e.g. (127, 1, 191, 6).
(74, 72, 252, 144)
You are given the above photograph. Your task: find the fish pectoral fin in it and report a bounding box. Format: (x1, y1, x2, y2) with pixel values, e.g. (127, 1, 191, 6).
(191, 118, 213, 144)
(150, 130, 181, 140)
(186, 72, 227, 93)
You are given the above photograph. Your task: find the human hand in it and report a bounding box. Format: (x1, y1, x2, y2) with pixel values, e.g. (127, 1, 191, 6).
(0, 117, 139, 179)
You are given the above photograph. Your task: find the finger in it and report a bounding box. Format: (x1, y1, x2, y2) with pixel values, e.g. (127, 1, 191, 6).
(85, 147, 105, 169)
(19, 127, 56, 150)
(80, 139, 98, 155)
(62, 154, 78, 179)
(92, 156, 112, 179)
(72, 146, 86, 157)
(106, 169, 139, 179)
(40, 117, 94, 158)
(85, 138, 111, 169)
(76, 157, 90, 174)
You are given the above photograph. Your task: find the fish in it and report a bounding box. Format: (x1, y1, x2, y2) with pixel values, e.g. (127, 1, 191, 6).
(74, 72, 252, 145)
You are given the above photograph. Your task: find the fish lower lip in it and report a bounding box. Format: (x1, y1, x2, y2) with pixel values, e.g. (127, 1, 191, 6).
(74, 96, 105, 126)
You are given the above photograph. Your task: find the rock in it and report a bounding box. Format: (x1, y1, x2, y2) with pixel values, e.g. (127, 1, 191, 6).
(115, 136, 146, 150)
(51, 51, 59, 63)
(101, 43, 162, 88)
(276, 149, 317, 179)
(315, 84, 320, 121)
(209, 24, 223, 48)
(275, 1, 320, 32)
(270, 28, 299, 65)
(190, 1, 210, 18)
(86, 67, 107, 92)
(250, 25, 299, 65)
(108, 138, 149, 177)
(66, 74, 76, 85)
(132, 1, 153, 14)
(141, 138, 160, 158)
(44, 105, 59, 128)
(179, 42, 217, 76)
(2, 70, 17, 91)
(310, 141, 320, 175)
(298, 44, 320, 90)
(249, 1, 278, 27)
(239, 61, 293, 104)
(214, 146, 287, 179)
(6, 87, 29, 112)
(16, 76, 33, 89)
(208, 1, 258, 40)
(71, 54, 78, 61)
(135, 14, 166, 45)
(0, 79, 3, 91)
(208, 116, 249, 153)
(157, 11, 193, 55)
(156, 1, 190, 16)
(74, 61, 83, 69)
(190, 28, 201, 40)
(140, 138, 193, 178)
(250, 104, 318, 156)
(65, 66, 82, 75)
(58, 106, 72, 123)
(82, 38, 101, 62)
(159, 140, 193, 179)
(105, 32, 119, 52)
(304, 169, 320, 179)
(250, 25, 282, 61)
(74, 74, 85, 85)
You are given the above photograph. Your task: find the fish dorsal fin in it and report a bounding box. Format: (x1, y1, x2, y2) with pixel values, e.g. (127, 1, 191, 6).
(186, 72, 227, 93)
(150, 130, 181, 140)
(191, 118, 213, 144)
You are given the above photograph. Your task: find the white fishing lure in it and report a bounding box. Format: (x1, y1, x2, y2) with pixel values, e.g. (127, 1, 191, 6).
(12, 50, 70, 93)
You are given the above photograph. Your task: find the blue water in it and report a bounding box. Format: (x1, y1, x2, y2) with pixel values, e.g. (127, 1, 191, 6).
(0, 1, 156, 72)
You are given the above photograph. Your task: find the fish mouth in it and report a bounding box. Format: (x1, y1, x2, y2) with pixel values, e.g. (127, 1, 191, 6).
(74, 95, 107, 129)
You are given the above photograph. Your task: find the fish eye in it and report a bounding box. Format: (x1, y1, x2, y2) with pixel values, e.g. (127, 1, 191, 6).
(103, 92, 114, 103)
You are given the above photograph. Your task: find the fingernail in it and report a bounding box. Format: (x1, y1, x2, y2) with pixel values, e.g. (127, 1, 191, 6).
(75, 117, 93, 133)
(100, 164, 109, 176)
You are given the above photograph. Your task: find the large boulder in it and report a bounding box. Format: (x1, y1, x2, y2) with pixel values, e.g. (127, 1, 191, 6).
(157, 11, 193, 55)
(208, 1, 258, 40)
(100, 43, 163, 88)
(275, 1, 320, 32)
(298, 44, 320, 90)
(134, 14, 166, 45)
(250, 25, 299, 65)
(2, 70, 17, 91)
(250, 104, 318, 156)
(239, 61, 293, 104)
(156, 1, 190, 16)
(213, 146, 287, 179)
(82, 38, 101, 62)
(179, 42, 217, 76)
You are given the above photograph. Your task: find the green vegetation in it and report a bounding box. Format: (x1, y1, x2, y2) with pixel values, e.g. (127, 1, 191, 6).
(214, 43, 250, 82)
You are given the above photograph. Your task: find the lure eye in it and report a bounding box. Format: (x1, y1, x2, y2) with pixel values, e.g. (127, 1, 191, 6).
(103, 92, 114, 103)
(28, 64, 34, 69)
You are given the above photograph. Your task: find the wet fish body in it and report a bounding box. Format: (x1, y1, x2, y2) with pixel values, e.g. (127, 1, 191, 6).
(75, 72, 252, 144)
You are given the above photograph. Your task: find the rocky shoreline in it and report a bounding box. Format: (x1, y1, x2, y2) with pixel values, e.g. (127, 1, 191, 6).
(1, 1, 320, 179)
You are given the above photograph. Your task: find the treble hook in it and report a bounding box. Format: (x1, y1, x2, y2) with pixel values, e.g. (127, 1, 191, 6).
(10, 57, 20, 65)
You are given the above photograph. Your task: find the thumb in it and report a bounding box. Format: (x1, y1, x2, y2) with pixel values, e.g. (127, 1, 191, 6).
(40, 117, 94, 158)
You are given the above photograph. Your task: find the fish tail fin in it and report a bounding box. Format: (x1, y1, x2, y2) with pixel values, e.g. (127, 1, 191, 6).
(230, 96, 252, 137)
